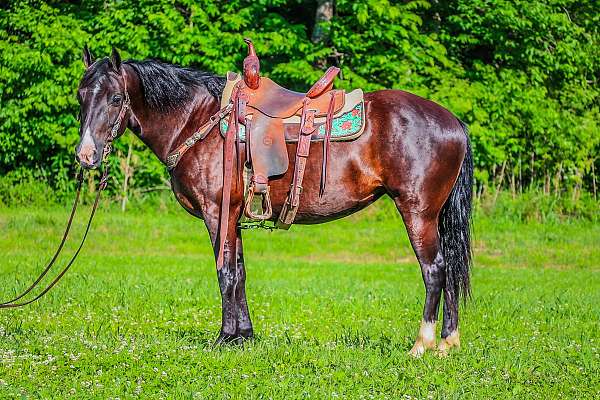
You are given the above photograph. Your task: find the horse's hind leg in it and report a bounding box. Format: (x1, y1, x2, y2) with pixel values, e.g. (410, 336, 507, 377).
(395, 200, 445, 357)
(439, 281, 460, 355)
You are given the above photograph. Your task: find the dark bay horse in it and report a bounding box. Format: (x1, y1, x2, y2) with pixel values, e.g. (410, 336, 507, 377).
(75, 48, 472, 356)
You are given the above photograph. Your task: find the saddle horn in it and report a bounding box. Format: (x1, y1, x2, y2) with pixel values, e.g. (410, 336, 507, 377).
(243, 38, 260, 89)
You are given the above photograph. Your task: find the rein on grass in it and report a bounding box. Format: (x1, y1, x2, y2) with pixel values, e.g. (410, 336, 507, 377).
(1, 70, 130, 309)
(0, 166, 110, 309)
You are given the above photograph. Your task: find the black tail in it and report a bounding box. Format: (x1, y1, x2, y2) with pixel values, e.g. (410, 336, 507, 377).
(439, 120, 473, 302)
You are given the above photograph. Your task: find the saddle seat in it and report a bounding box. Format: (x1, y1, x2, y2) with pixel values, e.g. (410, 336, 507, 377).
(222, 72, 346, 120)
(247, 65, 339, 115)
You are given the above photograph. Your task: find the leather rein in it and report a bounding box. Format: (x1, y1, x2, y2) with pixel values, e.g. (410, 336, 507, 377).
(0, 73, 130, 309)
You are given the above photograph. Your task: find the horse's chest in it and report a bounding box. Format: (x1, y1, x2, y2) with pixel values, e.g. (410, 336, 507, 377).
(171, 177, 203, 218)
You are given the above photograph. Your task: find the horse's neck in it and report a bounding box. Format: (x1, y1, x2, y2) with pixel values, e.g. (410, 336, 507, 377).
(124, 65, 219, 164)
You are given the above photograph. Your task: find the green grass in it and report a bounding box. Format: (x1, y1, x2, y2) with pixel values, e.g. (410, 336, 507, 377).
(0, 198, 599, 399)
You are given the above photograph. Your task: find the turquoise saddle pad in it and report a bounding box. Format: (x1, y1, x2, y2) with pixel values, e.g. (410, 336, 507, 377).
(220, 101, 365, 143)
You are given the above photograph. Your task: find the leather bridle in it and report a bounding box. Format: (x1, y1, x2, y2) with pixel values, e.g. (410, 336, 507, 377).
(0, 69, 130, 309)
(103, 75, 131, 161)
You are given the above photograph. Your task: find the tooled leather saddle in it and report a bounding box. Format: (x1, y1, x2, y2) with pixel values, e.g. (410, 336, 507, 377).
(221, 39, 365, 227)
(166, 39, 365, 268)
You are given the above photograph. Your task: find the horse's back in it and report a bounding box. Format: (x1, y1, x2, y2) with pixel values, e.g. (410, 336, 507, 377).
(364, 89, 465, 143)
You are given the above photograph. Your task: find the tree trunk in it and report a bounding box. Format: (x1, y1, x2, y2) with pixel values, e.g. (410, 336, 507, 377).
(554, 163, 562, 197)
(529, 152, 535, 189)
(121, 142, 133, 212)
(518, 156, 522, 194)
(492, 160, 507, 207)
(312, 0, 334, 44)
(510, 167, 516, 199)
(572, 168, 582, 203)
(544, 171, 550, 195)
(592, 161, 597, 201)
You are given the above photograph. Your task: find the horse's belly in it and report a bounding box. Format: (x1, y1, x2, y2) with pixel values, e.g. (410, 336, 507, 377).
(291, 189, 386, 224)
(268, 137, 385, 224)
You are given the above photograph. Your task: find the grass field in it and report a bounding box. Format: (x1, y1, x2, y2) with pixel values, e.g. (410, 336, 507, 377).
(0, 198, 599, 399)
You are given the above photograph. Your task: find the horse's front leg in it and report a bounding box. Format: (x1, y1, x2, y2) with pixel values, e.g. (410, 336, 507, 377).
(235, 233, 254, 339)
(204, 207, 253, 345)
(214, 234, 238, 344)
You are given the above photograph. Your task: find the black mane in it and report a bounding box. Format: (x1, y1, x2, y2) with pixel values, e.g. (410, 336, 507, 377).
(80, 58, 226, 113)
(126, 60, 225, 113)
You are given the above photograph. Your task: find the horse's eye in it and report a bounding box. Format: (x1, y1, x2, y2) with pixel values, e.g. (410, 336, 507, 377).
(112, 94, 123, 105)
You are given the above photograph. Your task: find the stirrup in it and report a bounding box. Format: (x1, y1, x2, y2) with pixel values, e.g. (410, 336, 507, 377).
(244, 185, 273, 221)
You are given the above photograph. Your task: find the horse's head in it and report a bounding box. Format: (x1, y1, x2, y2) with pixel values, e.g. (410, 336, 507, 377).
(75, 46, 130, 169)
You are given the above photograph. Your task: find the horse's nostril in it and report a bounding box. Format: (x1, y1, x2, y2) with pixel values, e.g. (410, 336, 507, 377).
(77, 145, 97, 165)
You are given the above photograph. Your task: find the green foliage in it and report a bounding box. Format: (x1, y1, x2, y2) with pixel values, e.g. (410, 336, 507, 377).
(475, 189, 599, 223)
(425, 0, 599, 188)
(0, 0, 598, 197)
(0, 168, 59, 207)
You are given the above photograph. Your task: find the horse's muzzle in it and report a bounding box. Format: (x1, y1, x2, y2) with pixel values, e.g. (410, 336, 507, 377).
(75, 144, 100, 169)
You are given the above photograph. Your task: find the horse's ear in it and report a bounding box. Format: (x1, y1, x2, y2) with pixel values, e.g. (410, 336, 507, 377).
(82, 45, 94, 69)
(110, 47, 122, 72)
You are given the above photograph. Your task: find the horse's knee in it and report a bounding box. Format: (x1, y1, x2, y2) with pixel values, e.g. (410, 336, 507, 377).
(217, 262, 238, 298)
(217, 239, 239, 292)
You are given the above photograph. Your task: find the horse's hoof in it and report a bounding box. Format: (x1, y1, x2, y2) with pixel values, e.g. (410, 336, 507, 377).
(213, 331, 254, 347)
(408, 340, 435, 357)
(437, 331, 460, 357)
(239, 328, 255, 340)
(409, 320, 437, 357)
(408, 343, 426, 358)
(213, 333, 243, 347)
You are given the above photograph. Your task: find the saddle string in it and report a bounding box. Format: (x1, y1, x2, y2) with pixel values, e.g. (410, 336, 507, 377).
(319, 91, 336, 197)
(217, 86, 240, 269)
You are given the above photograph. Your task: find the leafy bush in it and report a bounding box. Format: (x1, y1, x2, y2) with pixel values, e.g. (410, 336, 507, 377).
(0, 0, 598, 197)
(0, 168, 61, 208)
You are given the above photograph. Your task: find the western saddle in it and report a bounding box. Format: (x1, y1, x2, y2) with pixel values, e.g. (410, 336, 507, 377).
(225, 39, 349, 223)
(166, 39, 365, 268)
